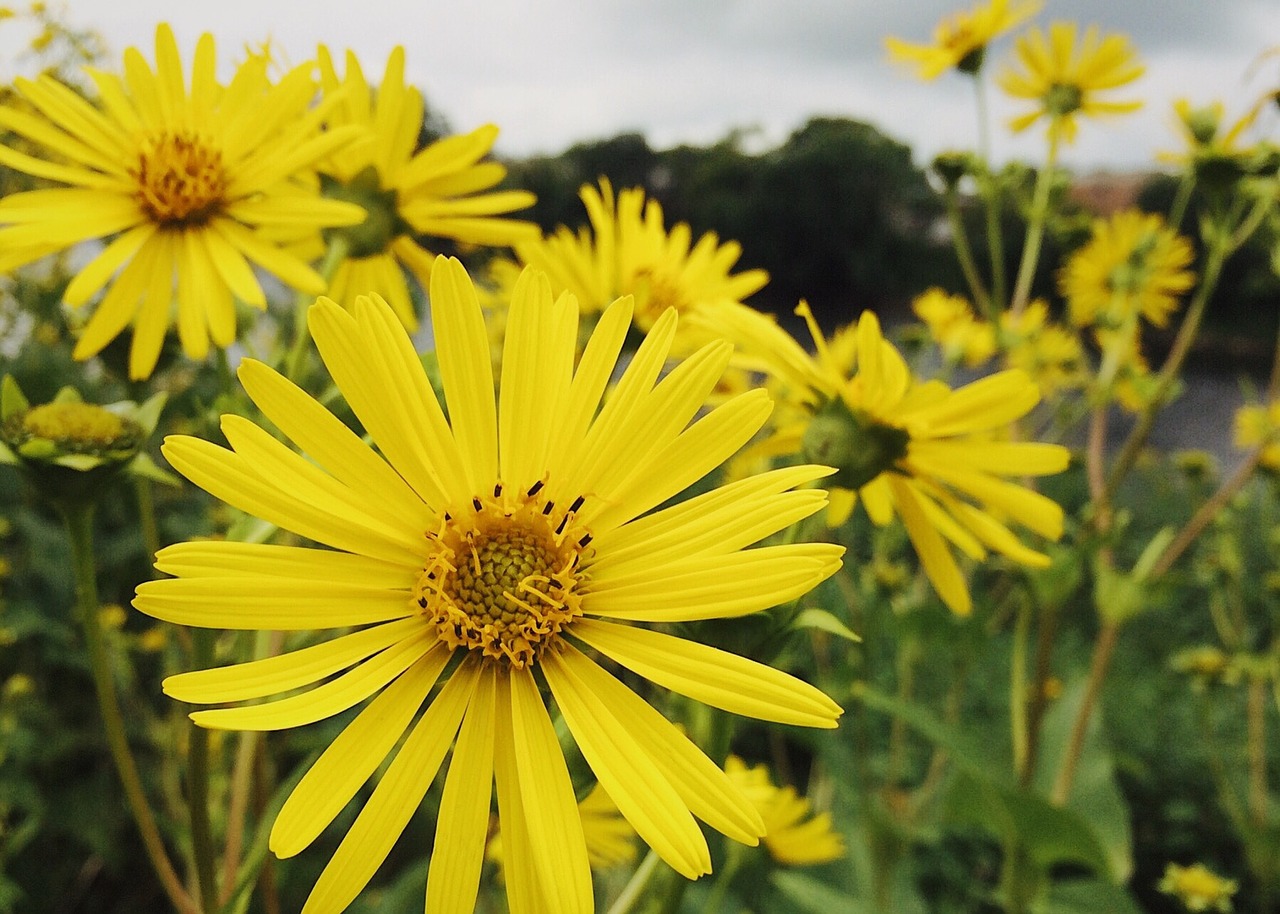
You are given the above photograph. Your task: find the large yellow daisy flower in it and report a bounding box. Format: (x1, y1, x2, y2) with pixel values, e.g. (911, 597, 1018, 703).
(0, 24, 365, 379)
(707, 301, 1068, 616)
(999, 22, 1144, 142)
(1059, 209, 1195, 330)
(885, 0, 1042, 80)
(315, 46, 539, 330)
(515, 177, 768, 339)
(133, 257, 843, 914)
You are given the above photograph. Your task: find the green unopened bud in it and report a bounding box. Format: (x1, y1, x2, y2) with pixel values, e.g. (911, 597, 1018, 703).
(802, 398, 909, 491)
(1180, 105, 1221, 146)
(321, 166, 405, 259)
(931, 151, 976, 190)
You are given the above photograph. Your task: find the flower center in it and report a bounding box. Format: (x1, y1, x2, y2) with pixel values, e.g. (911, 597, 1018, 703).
(133, 131, 228, 226)
(633, 267, 691, 324)
(414, 484, 590, 669)
(1044, 82, 1084, 119)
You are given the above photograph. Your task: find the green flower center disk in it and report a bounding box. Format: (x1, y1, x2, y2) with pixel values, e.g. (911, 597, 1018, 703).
(413, 490, 589, 669)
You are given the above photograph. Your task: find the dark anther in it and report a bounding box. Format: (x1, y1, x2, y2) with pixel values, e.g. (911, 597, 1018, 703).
(527, 480, 544, 497)
(417, 596, 428, 607)
(568, 495, 585, 513)
(494, 483, 503, 498)
(472, 497, 483, 512)
(542, 501, 555, 515)
(555, 515, 569, 535)
(578, 533, 593, 547)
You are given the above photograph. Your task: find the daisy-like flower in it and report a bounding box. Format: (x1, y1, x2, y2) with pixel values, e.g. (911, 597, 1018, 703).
(999, 22, 1144, 142)
(1234, 400, 1280, 469)
(133, 257, 843, 914)
(1157, 862, 1238, 913)
(515, 178, 768, 341)
(1059, 209, 1195, 330)
(0, 24, 366, 379)
(314, 46, 539, 329)
(912, 287, 996, 367)
(723, 756, 845, 865)
(884, 0, 1041, 80)
(999, 300, 1085, 399)
(704, 300, 1068, 615)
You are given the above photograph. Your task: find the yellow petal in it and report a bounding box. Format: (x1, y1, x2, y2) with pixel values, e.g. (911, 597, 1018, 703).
(270, 649, 450, 857)
(572, 618, 842, 728)
(541, 645, 711, 879)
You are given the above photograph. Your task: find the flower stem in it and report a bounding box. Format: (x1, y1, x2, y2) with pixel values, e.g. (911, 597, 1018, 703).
(284, 233, 350, 385)
(974, 77, 1007, 312)
(187, 629, 218, 914)
(1050, 620, 1119, 805)
(1010, 595, 1031, 781)
(945, 190, 994, 320)
(63, 503, 199, 914)
(1009, 129, 1062, 317)
(606, 850, 662, 914)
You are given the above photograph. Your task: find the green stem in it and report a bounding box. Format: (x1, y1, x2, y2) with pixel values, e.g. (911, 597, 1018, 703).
(945, 190, 994, 320)
(1009, 128, 1062, 317)
(1050, 621, 1119, 805)
(187, 630, 218, 914)
(133, 476, 160, 571)
(1010, 596, 1031, 782)
(284, 233, 350, 385)
(1021, 599, 1062, 790)
(64, 503, 200, 914)
(974, 77, 1007, 312)
(606, 851, 662, 914)
(1167, 172, 1195, 231)
(702, 845, 747, 914)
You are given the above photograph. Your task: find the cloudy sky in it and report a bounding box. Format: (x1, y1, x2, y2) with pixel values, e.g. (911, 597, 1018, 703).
(16, 0, 1280, 172)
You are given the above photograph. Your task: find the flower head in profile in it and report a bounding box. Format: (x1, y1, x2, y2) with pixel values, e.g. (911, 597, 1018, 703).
(1158, 862, 1237, 913)
(999, 22, 1144, 142)
(912, 287, 995, 367)
(1060, 210, 1195, 330)
(0, 375, 172, 508)
(515, 178, 768, 342)
(315, 46, 539, 329)
(0, 24, 366, 378)
(885, 0, 1041, 80)
(707, 301, 1068, 615)
(134, 258, 843, 914)
(1161, 98, 1273, 188)
(724, 756, 844, 866)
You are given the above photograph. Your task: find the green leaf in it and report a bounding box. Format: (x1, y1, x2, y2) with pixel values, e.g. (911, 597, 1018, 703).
(1032, 678, 1134, 880)
(850, 681, 1008, 775)
(794, 607, 862, 642)
(944, 770, 1112, 877)
(0, 375, 28, 421)
(771, 871, 865, 914)
(1039, 877, 1143, 914)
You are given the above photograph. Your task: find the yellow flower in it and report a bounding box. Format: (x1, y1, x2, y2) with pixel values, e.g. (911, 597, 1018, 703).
(315, 46, 539, 330)
(515, 178, 768, 340)
(708, 301, 1069, 615)
(1060, 210, 1195, 330)
(1158, 862, 1237, 913)
(885, 0, 1041, 80)
(0, 24, 366, 379)
(1234, 401, 1280, 469)
(999, 300, 1085, 398)
(912, 287, 996, 367)
(488, 783, 637, 873)
(1000, 22, 1144, 142)
(724, 756, 845, 866)
(134, 258, 843, 914)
